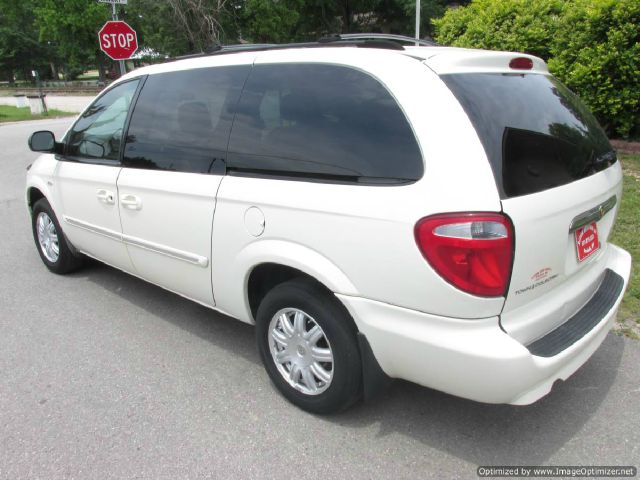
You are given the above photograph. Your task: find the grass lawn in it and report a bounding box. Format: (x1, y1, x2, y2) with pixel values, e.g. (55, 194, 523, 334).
(0, 105, 75, 123)
(611, 153, 640, 339)
(77, 70, 99, 80)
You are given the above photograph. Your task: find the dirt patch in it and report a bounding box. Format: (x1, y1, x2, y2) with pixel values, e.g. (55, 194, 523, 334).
(614, 319, 640, 341)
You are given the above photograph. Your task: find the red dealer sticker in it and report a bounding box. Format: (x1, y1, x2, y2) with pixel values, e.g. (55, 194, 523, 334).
(575, 222, 600, 262)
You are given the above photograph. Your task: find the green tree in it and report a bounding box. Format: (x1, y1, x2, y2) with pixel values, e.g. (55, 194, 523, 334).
(396, 0, 469, 38)
(241, 0, 304, 43)
(165, 0, 233, 50)
(240, 0, 460, 43)
(35, 0, 111, 80)
(0, 0, 50, 83)
(124, 0, 191, 56)
(125, 0, 242, 56)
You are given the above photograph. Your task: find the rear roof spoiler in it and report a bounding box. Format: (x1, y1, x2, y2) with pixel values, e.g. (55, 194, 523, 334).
(423, 49, 548, 75)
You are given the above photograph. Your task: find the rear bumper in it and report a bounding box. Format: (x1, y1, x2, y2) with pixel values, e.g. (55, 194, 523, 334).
(336, 244, 631, 405)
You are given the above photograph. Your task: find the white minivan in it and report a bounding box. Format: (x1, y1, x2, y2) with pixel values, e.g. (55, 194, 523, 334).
(26, 35, 631, 413)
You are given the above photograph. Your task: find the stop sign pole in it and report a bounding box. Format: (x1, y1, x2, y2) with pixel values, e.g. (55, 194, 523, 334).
(98, 0, 131, 76)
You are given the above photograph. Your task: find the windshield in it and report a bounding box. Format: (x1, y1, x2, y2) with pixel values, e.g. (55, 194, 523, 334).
(441, 73, 615, 198)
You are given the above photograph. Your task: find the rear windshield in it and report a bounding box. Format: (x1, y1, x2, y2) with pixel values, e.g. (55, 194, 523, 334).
(441, 73, 615, 198)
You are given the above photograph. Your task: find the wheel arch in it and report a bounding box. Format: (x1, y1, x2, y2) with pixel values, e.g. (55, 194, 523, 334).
(26, 174, 56, 216)
(246, 261, 391, 404)
(26, 186, 46, 214)
(26, 182, 81, 259)
(233, 239, 359, 323)
(247, 263, 342, 321)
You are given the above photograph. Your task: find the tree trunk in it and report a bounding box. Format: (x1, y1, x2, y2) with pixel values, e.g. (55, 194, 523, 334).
(341, 1, 351, 33)
(97, 54, 106, 83)
(50, 62, 58, 80)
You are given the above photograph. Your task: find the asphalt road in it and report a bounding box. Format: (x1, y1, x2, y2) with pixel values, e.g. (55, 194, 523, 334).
(1, 118, 638, 479)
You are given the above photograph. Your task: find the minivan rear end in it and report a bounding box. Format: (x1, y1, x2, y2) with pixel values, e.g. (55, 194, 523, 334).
(440, 61, 627, 340)
(342, 49, 631, 404)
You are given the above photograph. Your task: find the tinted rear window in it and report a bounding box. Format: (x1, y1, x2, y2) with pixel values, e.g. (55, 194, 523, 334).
(227, 63, 423, 183)
(441, 73, 615, 198)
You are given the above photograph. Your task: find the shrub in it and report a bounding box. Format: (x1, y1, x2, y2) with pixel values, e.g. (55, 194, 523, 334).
(433, 0, 564, 60)
(433, 0, 640, 139)
(548, 0, 640, 138)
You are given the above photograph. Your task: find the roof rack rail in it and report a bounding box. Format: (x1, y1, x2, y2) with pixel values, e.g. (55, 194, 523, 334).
(320, 33, 438, 47)
(168, 38, 406, 62)
(170, 43, 276, 61)
(167, 33, 438, 62)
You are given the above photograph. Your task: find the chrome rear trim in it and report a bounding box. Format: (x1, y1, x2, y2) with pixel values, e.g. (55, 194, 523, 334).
(569, 195, 617, 232)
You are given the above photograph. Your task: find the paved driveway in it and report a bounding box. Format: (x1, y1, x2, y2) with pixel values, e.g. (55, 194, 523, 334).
(1, 119, 638, 479)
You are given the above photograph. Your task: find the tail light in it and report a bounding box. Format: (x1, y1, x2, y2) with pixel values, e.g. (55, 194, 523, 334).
(414, 213, 514, 297)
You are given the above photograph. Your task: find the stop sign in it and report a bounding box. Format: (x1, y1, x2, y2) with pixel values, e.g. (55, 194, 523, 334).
(98, 21, 138, 60)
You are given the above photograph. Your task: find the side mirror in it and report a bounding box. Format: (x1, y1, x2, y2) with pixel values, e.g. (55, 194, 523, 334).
(28, 130, 56, 153)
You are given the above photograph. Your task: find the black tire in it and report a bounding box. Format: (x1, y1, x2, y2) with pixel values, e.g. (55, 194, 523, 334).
(31, 198, 82, 274)
(256, 278, 362, 414)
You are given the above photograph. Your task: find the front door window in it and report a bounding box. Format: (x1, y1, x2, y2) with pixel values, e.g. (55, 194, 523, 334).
(66, 80, 139, 162)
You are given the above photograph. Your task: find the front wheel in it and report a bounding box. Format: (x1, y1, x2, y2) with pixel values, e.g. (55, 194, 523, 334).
(31, 198, 82, 274)
(256, 279, 362, 414)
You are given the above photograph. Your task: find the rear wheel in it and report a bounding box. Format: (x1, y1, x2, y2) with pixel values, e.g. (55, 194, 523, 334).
(256, 278, 362, 414)
(31, 198, 82, 274)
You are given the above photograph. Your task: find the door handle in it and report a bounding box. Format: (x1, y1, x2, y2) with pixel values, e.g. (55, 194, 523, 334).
(96, 189, 115, 205)
(120, 194, 142, 210)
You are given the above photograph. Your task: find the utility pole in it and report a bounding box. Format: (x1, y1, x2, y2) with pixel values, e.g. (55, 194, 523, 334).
(415, 0, 421, 45)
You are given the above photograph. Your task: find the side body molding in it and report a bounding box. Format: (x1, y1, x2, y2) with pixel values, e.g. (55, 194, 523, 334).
(63, 216, 209, 267)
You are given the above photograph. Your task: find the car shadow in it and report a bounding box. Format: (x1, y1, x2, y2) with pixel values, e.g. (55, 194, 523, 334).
(77, 258, 624, 467)
(328, 333, 624, 465)
(75, 258, 259, 364)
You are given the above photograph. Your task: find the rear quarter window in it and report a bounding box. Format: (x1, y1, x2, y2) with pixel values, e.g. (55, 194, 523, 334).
(226, 63, 423, 183)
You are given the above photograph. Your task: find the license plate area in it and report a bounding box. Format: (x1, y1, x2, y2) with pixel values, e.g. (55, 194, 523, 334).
(575, 222, 600, 262)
